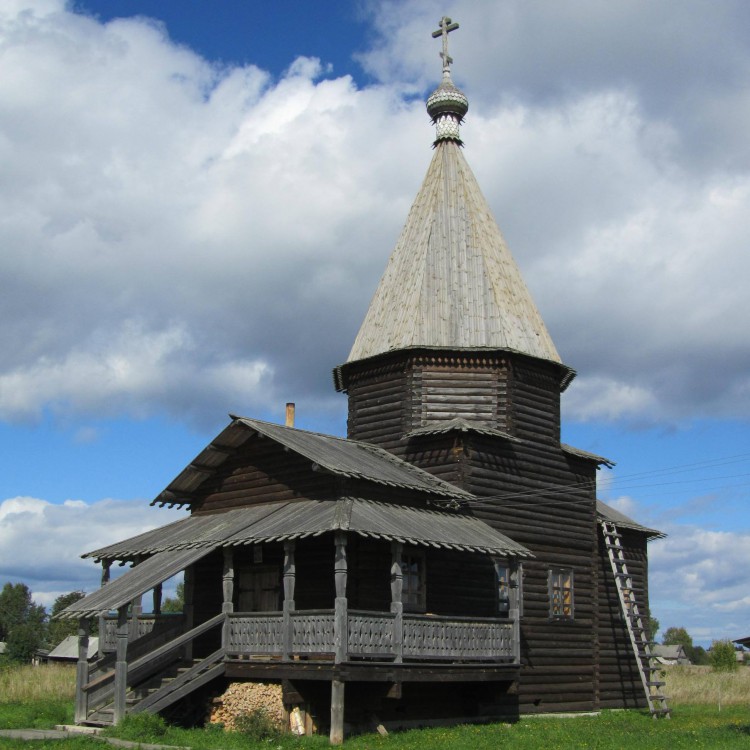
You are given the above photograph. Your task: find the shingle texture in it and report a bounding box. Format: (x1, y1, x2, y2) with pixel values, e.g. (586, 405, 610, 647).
(348, 140, 561, 364)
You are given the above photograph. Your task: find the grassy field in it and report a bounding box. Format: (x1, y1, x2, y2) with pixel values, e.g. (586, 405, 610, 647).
(0, 663, 748, 748)
(664, 664, 750, 707)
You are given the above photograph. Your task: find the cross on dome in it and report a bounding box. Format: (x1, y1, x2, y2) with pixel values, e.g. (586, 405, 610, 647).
(432, 16, 459, 76)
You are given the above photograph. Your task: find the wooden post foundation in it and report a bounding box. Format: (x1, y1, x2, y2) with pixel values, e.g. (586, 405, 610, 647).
(74, 618, 89, 724)
(330, 678, 345, 745)
(113, 605, 129, 724)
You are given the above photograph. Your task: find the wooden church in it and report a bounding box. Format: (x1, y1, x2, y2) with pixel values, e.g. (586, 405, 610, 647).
(61, 18, 667, 743)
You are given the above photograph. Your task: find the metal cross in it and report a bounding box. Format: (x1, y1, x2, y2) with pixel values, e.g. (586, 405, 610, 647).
(432, 16, 459, 74)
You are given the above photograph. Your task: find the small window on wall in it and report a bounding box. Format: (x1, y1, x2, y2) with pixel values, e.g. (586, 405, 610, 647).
(549, 568, 574, 619)
(400, 550, 426, 612)
(495, 562, 510, 617)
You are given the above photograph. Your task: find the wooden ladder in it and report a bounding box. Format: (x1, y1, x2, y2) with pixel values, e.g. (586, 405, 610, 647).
(600, 520, 670, 718)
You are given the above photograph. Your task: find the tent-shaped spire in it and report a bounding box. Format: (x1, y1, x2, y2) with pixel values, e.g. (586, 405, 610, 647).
(347, 18, 561, 367)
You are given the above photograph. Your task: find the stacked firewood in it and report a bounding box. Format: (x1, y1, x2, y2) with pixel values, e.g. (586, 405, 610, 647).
(207, 681, 285, 731)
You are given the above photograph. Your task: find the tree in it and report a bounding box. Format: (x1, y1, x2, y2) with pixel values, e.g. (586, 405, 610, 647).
(161, 582, 184, 613)
(648, 615, 660, 642)
(710, 639, 739, 672)
(6, 622, 43, 662)
(662, 626, 695, 662)
(0, 583, 45, 639)
(692, 645, 710, 665)
(0, 582, 46, 662)
(47, 591, 89, 646)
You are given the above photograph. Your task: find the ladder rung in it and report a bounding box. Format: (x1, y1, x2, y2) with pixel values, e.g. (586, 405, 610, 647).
(647, 681, 666, 688)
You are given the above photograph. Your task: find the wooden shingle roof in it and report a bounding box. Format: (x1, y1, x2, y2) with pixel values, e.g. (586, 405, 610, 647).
(347, 139, 563, 367)
(153, 416, 472, 509)
(597, 500, 664, 539)
(65, 499, 532, 617)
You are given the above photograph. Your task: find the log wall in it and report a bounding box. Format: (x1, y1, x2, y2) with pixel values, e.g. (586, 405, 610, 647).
(467, 439, 599, 714)
(344, 351, 610, 714)
(193, 435, 337, 513)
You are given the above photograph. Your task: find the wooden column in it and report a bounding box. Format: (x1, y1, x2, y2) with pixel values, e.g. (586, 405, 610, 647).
(152, 583, 162, 616)
(330, 532, 347, 745)
(129, 557, 143, 639)
(390, 541, 403, 664)
(222, 548, 234, 650)
(510, 562, 522, 664)
(330, 679, 345, 746)
(98, 561, 111, 658)
(183, 565, 195, 660)
(74, 618, 89, 724)
(333, 532, 348, 664)
(282, 540, 296, 661)
(113, 605, 129, 725)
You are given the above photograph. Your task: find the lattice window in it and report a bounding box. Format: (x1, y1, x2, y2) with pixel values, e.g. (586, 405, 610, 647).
(495, 562, 511, 617)
(549, 568, 574, 619)
(400, 550, 426, 612)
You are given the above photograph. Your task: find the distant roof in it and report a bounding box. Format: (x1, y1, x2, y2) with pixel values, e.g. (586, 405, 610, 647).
(597, 500, 665, 539)
(153, 416, 472, 509)
(84, 499, 531, 563)
(733, 635, 750, 648)
(652, 644, 689, 663)
(47, 635, 99, 660)
(346, 139, 569, 376)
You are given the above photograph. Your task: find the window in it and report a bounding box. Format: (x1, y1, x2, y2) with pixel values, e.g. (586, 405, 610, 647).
(549, 568, 574, 619)
(400, 551, 426, 611)
(495, 562, 511, 617)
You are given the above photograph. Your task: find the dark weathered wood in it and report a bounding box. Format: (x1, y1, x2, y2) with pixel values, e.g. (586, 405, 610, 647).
(283, 540, 296, 661)
(334, 532, 348, 665)
(113, 605, 128, 725)
(330, 679, 345, 745)
(390, 541, 403, 664)
(74, 619, 89, 724)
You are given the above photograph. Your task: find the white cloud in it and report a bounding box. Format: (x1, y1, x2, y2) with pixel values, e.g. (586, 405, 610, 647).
(0, 495, 185, 600)
(0, 0, 748, 430)
(649, 527, 750, 644)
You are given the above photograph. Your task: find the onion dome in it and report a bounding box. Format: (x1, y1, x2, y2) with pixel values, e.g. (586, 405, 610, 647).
(426, 17, 468, 143)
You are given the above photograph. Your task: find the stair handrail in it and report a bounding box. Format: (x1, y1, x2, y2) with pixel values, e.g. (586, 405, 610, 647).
(82, 612, 225, 717)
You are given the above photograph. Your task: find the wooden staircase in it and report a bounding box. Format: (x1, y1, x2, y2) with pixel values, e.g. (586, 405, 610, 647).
(600, 520, 671, 718)
(85, 651, 225, 726)
(79, 614, 225, 726)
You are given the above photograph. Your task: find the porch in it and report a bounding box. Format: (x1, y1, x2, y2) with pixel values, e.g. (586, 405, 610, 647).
(60, 500, 530, 743)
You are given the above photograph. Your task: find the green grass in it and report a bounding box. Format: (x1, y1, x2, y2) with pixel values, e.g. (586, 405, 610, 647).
(1, 662, 749, 748)
(0, 699, 73, 731)
(4, 705, 747, 749)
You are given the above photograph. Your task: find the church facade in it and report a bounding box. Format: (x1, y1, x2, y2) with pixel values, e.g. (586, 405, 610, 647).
(61, 18, 664, 742)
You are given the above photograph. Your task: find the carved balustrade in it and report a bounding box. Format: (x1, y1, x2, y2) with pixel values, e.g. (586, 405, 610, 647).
(225, 609, 516, 663)
(101, 613, 183, 653)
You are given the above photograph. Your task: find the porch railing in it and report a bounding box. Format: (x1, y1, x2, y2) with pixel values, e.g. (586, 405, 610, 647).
(100, 613, 183, 652)
(226, 609, 516, 663)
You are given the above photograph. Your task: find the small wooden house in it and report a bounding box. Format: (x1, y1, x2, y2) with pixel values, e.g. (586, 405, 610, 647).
(60, 18, 666, 741)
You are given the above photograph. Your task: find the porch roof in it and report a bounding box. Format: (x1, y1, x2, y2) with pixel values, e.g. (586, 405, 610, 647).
(64, 500, 530, 618)
(85, 500, 533, 562)
(58, 546, 214, 619)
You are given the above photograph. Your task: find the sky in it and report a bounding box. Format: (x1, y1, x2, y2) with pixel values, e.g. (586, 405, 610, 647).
(0, 0, 749, 648)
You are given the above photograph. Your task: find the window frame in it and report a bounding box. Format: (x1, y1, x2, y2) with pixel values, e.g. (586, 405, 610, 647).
(400, 549, 426, 612)
(548, 567, 574, 620)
